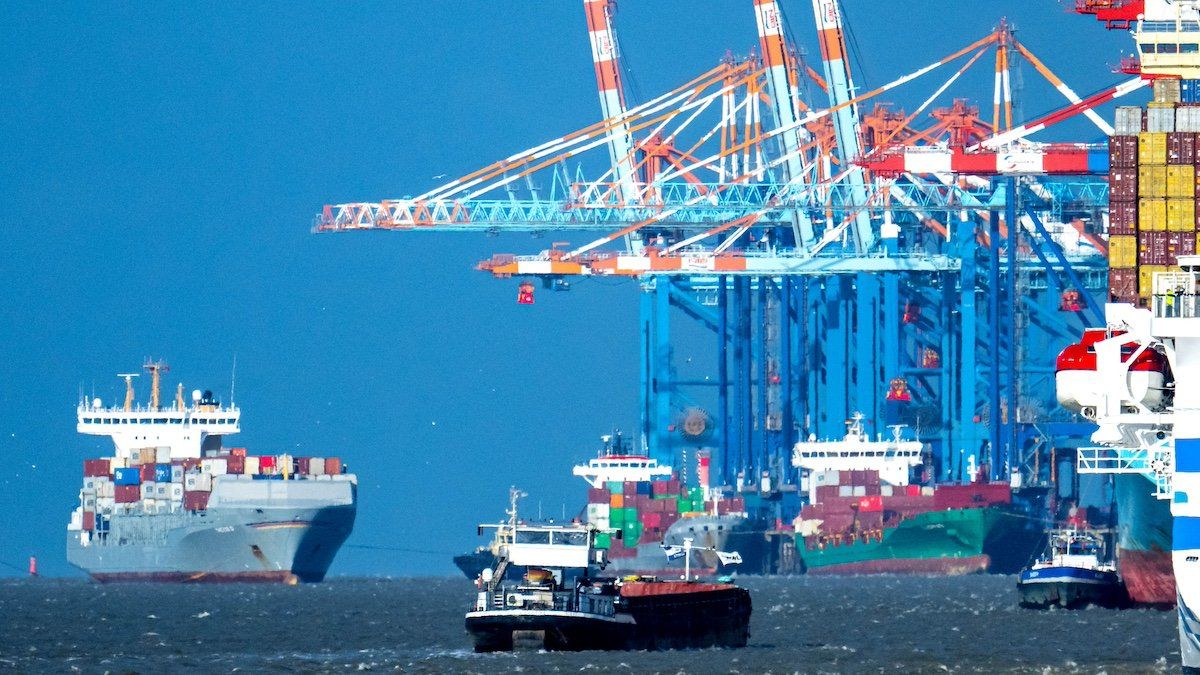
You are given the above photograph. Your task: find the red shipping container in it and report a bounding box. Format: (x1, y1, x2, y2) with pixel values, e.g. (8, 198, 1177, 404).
(226, 455, 245, 475)
(905, 485, 921, 497)
(864, 484, 881, 497)
(114, 485, 140, 503)
(181, 458, 201, 471)
(83, 458, 111, 477)
(82, 511, 95, 531)
(1170, 132, 1197, 165)
(587, 488, 610, 504)
(1109, 135, 1138, 168)
(863, 470, 881, 486)
(259, 455, 277, 470)
(184, 491, 210, 511)
(857, 495, 883, 512)
(296, 457, 311, 474)
(815, 485, 840, 502)
(1109, 168, 1138, 202)
(325, 457, 341, 475)
(229, 447, 247, 457)
(1169, 231, 1197, 265)
(642, 512, 661, 528)
(1140, 231, 1170, 265)
(1108, 201, 1137, 236)
(139, 464, 156, 481)
(1109, 268, 1138, 303)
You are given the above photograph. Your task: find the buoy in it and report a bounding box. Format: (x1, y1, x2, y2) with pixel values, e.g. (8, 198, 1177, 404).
(29, 556, 37, 577)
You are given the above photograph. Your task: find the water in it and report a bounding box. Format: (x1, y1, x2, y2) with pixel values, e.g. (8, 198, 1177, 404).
(0, 575, 1178, 673)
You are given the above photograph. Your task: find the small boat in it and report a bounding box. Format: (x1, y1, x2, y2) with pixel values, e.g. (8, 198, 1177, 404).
(1017, 527, 1128, 609)
(464, 488, 752, 652)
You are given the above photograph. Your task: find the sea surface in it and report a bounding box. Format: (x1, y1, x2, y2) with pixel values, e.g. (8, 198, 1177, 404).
(0, 575, 1179, 673)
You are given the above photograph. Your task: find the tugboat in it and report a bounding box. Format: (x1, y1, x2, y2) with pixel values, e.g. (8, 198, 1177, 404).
(1017, 528, 1127, 609)
(464, 489, 752, 652)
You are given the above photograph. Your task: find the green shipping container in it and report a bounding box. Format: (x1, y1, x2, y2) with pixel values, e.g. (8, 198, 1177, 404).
(623, 507, 638, 523)
(610, 509, 626, 525)
(594, 533, 612, 549)
(689, 487, 703, 500)
(676, 496, 689, 512)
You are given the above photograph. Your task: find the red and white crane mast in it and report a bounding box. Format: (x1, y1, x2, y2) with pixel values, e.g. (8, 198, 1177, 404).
(753, 0, 816, 247)
(583, 0, 641, 209)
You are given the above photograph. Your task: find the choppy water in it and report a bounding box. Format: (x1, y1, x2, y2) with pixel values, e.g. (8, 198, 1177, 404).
(0, 575, 1179, 673)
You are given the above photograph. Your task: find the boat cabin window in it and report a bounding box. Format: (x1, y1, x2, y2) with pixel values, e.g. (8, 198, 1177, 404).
(514, 530, 551, 545)
(554, 531, 587, 546)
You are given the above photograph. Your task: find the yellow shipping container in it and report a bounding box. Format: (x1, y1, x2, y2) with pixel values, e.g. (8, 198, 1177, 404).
(1140, 265, 1169, 298)
(1140, 131, 1168, 165)
(1169, 198, 1196, 231)
(1140, 198, 1168, 231)
(1169, 165, 1197, 198)
(1109, 235, 1138, 268)
(1140, 165, 1167, 197)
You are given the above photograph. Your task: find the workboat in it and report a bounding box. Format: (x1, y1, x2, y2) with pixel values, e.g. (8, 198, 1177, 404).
(1017, 528, 1127, 609)
(464, 489, 751, 652)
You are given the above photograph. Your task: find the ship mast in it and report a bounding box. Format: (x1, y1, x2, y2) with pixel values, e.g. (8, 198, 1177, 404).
(144, 359, 169, 411)
(117, 373, 139, 411)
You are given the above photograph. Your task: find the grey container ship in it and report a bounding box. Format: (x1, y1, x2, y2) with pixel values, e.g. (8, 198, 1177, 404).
(66, 361, 357, 583)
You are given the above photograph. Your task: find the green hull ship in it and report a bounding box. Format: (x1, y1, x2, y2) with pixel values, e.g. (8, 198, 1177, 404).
(799, 506, 1035, 575)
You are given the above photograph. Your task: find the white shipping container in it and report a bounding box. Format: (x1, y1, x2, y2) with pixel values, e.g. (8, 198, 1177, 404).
(921, 486, 935, 496)
(837, 485, 853, 497)
(129, 448, 142, 465)
(170, 484, 184, 500)
(171, 465, 184, 483)
(99, 482, 114, 498)
(1179, 107, 1200, 133)
(852, 486, 866, 497)
(1147, 106, 1175, 133)
(184, 473, 213, 492)
(593, 517, 610, 529)
(310, 457, 325, 475)
(244, 456, 260, 475)
(110, 456, 128, 469)
(154, 484, 169, 498)
(140, 482, 155, 500)
(83, 495, 97, 510)
(881, 485, 894, 497)
(96, 497, 115, 512)
(202, 458, 228, 476)
(1115, 106, 1142, 135)
(142, 497, 157, 509)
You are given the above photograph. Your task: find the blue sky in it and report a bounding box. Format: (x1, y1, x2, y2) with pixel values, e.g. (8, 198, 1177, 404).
(0, 2, 1132, 576)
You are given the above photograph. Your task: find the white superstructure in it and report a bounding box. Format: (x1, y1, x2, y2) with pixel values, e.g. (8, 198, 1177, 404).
(77, 361, 239, 461)
(791, 412, 925, 488)
(1135, 0, 1200, 79)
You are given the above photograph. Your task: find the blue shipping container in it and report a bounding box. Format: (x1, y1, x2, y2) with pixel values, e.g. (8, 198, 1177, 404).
(154, 464, 172, 483)
(113, 467, 141, 485)
(1183, 80, 1200, 104)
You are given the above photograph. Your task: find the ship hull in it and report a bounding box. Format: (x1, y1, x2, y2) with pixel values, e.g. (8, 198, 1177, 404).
(466, 583, 750, 652)
(1017, 567, 1127, 609)
(1115, 473, 1175, 606)
(68, 481, 356, 583)
(798, 507, 1032, 576)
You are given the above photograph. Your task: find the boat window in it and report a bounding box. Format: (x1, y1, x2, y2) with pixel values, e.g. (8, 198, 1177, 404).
(139, 418, 150, 424)
(154, 418, 167, 424)
(555, 531, 586, 546)
(1160, 43, 1180, 54)
(1184, 44, 1200, 53)
(1142, 21, 1177, 33)
(514, 530, 550, 544)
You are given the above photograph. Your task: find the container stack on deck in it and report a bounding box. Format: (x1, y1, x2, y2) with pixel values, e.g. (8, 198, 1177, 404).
(72, 449, 346, 533)
(1109, 80, 1200, 304)
(584, 477, 745, 558)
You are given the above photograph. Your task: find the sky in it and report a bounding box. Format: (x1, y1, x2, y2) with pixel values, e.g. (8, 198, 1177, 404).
(0, 2, 1133, 577)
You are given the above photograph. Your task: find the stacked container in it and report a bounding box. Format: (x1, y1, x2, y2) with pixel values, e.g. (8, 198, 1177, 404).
(583, 475, 740, 559)
(1109, 80, 1200, 303)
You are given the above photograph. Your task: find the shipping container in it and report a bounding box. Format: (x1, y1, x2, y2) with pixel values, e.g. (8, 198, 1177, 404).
(1140, 198, 1168, 230)
(1170, 165, 1197, 197)
(229, 447, 247, 457)
(1155, 79, 1182, 104)
(1148, 104, 1177, 133)
(153, 464, 171, 483)
(1171, 198, 1198, 231)
(114, 484, 140, 503)
(588, 487, 611, 504)
(1116, 106, 1144, 134)
(610, 493, 624, 508)
(1170, 132, 1198, 164)
(1173, 232, 1199, 261)
(1140, 132, 1169, 165)
(1110, 135, 1139, 167)
(113, 467, 140, 486)
(1140, 231, 1170, 265)
(244, 456, 260, 475)
(81, 511, 95, 531)
(83, 458, 110, 477)
(1108, 201, 1137, 235)
(324, 457, 340, 475)
(226, 454, 245, 475)
(1109, 268, 1139, 302)
(184, 491, 210, 511)
(1180, 107, 1200, 133)
(259, 455, 277, 471)
(594, 533, 612, 549)
(202, 457, 228, 475)
(1140, 265, 1170, 298)
(170, 464, 184, 483)
(1140, 165, 1167, 198)
(183, 472, 213, 492)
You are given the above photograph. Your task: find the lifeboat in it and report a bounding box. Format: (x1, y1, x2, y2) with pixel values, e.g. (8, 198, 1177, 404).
(1055, 328, 1168, 415)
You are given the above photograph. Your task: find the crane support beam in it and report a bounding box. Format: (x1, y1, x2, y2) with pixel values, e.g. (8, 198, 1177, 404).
(583, 0, 640, 206)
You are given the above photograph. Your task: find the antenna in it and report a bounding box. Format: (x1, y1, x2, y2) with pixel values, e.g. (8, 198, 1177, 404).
(116, 372, 140, 411)
(230, 354, 237, 406)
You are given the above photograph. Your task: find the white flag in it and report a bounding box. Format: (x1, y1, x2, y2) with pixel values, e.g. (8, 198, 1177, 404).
(716, 550, 742, 566)
(661, 544, 685, 561)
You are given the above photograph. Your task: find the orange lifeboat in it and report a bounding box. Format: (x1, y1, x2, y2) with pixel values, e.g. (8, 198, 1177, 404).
(1054, 328, 1168, 414)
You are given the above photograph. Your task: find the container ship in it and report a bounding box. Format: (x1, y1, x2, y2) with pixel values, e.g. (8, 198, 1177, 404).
(789, 414, 1042, 575)
(457, 434, 770, 580)
(66, 361, 357, 583)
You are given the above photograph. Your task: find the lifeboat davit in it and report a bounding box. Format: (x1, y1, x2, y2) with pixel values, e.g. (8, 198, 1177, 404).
(1055, 328, 1168, 415)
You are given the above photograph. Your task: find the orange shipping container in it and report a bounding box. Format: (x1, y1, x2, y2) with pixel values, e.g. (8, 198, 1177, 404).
(325, 457, 341, 475)
(610, 493, 624, 508)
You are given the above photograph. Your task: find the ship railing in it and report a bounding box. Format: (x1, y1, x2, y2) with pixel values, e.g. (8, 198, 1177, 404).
(1077, 446, 1172, 499)
(482, 588, 616, 616)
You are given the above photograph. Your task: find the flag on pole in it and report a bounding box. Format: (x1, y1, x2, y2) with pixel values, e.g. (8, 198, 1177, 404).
(661, 544, 685, 561)
(716, 550, 743, 566)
